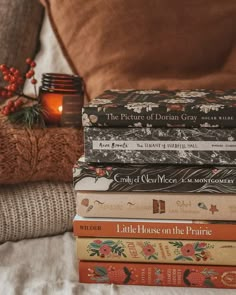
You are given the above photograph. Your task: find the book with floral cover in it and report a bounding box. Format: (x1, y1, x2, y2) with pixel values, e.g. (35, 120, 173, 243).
(76, 237, 236, 265)
(79, 261, 236, 288)
(74, 156, 236, 193)
(82, 89, 236, 128)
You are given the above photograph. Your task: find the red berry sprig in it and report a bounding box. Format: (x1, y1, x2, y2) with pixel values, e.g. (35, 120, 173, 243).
(0, 64, 24, 100)
(0, 57, 40, 118)
(25, 58, 38, 86)
(1, 98, 24, 116)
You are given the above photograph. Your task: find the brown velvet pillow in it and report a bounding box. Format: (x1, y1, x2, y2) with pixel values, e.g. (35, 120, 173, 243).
(0, 0, 44, 79)
(42, 0, 236, 100)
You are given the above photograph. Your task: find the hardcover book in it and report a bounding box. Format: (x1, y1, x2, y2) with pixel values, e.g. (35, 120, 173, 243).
(74, 157, 236, 193)
(79, 261, 236, 288)
(82, 89, 236, 128)
(76, 191, 236, 220)
(73, 215, 236, 241)
(76, 237, 236, 265)
(84, 127, 236, 165)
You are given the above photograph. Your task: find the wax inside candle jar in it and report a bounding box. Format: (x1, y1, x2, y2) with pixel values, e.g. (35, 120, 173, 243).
(40, 92, 63, 124)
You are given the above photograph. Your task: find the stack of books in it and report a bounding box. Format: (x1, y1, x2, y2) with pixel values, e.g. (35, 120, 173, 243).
(73, 89, 236, 289)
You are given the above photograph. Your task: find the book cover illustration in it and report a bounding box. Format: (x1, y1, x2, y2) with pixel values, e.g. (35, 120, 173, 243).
(76, 191, 236, 220)
(79, 261, 236, 288)
(76, 237, 236, 265)
(73, 215, 236, 241)
(73, 157, 236, 193)
(84, 127, 236, 164)
(82, 89, 236, 128)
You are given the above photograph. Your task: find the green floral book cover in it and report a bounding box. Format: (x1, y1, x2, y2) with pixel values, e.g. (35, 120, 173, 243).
(76, 238, 236, 265)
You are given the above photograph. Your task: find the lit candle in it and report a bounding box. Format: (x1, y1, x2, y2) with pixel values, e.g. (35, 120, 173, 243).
(39, 73, 83, 126)
(58, 105, 63, 113)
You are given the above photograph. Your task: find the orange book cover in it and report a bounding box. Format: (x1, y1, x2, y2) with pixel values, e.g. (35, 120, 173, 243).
(79, 261, 236, 288)
(76, 237, 236, 265)
(73, 215, 236, 241)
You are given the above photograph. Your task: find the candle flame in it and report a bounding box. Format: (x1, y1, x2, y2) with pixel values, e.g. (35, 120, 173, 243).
(58, 105, 63, 112)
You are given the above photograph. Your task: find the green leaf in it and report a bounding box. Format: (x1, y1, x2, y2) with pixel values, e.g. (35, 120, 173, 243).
(90, 249, 99, 253)
(147, 255, 157, 260)
(174, 255, 193, 261)
(122, 252, 127, 257)
(204, 279, 215, 287)
(102, 240, 116, 246)
(89, 243, 101, 249)
(90, 252, 98, 256)
(123, 275, 131, 284)
(169, 241, 183, 248)
(194, 242, 199, 250)
(201, 269, 218, 276)
(124, 267, 130, 276)
(183, 256, 194, 261)
(8, 103, 46, 128)
(94, 266, 108, 276)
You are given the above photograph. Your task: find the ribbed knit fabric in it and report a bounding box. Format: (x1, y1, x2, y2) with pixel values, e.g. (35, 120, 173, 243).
(0, 181, 76, 243)
(0, 115, 83, 184)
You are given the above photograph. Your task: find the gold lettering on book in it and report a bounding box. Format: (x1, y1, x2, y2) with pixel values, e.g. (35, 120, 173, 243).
(186, 226, 212, 236)
(158, 242, 166, 259)
(176, 200, 192, 208)
(221, 271, 236, 287)
(127, 242, 140, 258)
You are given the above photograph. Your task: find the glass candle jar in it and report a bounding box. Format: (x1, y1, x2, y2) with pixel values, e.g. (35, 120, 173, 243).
(39, 73, 84, 126)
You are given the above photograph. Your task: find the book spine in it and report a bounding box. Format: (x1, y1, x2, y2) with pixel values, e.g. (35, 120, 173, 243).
(76, 237, 236, 265)
(84, 127, 236, 165)
(82, 90, 236, 128)
(73, 219, 236, 241)
(79, 261, 236, 288)
(76, 191, 236, 220)
(73, 161, 236, 193)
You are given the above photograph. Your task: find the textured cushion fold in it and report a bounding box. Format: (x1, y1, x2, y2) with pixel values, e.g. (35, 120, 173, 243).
(0, 182, 75, 243)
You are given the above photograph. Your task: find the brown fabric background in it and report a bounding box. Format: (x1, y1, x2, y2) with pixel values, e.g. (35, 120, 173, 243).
(42, 0, 236, 100)
(0, 0, 44, 79)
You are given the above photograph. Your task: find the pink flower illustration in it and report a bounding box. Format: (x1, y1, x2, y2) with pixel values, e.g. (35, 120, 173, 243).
(181, 244, 195, 256)
(93, 240, 102, 244)
(95, 168, 106, 177)
(198, 242, 207, 248)
(99, 245, 111, 256)
(143, 244, 155, 256)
